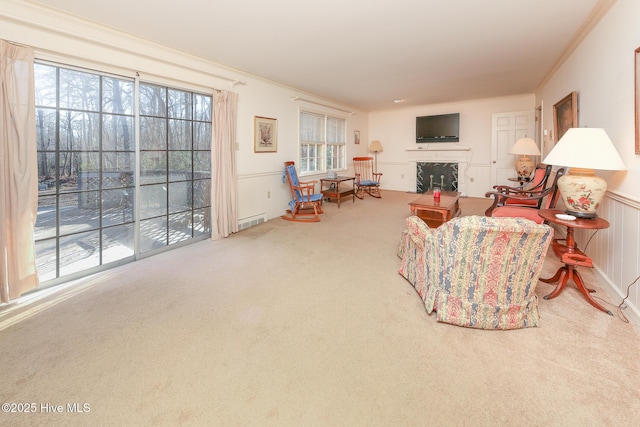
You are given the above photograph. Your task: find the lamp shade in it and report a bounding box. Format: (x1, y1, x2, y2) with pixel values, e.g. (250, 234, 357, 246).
(542, 128, 626, 218)
(509, 137, 540, 178)
(369, 140, 383, 153)
(509, 137, 541, 156)
(542, 128, 625, 170)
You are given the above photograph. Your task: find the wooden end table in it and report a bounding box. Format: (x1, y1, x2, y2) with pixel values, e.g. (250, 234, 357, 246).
(409, 190, 461, 228)
(320, 176, 355, 208)
(537, 209, 612, 315)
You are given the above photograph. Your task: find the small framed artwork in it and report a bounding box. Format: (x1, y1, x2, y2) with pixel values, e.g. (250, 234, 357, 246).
(553, 91, 578, 143)
(635, 47, 640, 154)
(354, 130, 360, 144)
(254, 116, 278, 153)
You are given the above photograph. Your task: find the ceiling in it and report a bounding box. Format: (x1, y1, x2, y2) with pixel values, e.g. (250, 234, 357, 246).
(29, 0, 607, 112)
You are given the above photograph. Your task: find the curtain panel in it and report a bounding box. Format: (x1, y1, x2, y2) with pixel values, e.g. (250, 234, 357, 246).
(211, 90, 238, 239)
(0, 40, 39, 303)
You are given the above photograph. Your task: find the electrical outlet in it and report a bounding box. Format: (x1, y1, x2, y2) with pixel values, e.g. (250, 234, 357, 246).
(267, 191, 271, 199)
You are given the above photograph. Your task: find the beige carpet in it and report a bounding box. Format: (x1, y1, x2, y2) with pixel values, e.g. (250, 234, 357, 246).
(1, 190, 639, 426)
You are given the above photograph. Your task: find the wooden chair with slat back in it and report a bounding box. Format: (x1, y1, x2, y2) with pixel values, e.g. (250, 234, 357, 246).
(281, 161, 324, 222)
(353, 157, 382, 199)
(487, 168, 566, 222)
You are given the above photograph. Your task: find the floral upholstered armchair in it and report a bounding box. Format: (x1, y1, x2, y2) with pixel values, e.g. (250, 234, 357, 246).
(398, 215, 553, 330)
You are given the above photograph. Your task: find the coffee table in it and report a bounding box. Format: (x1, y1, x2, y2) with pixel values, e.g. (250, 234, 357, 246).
(409, 190, 462, 228)
(320, 176, 355, 208)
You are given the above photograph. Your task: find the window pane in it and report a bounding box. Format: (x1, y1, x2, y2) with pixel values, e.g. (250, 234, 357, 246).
(35, 195, 57, 240)
(59, 191, 101, 233)
(36, 108, 57, 151)
(103, 114, 134, 151)
(193, 179, 210, 209)
(168, 181, 192, 214)
(193, 94, 211, 121)
(169, 151, 192, 180)
(59, 69, 99, 111)
(168, 89, 192, 119)
(140, 184, 167, 220)
(194, 122, 211, 150)
(140, 117, 167, 150)
(59, 230, 100, 277)
(102, 223, 135, 263)
(34, 64, 57, 107)
(140, 217, 167, 252)
(140, 152, 167, 184)
(102, 188, 134, 227)
(169, 212, 192, 244)
(139, 84, 166, 117)
(60, 111, 100, 151)
(102, 77, 134, 115)
(169, 119, 192, 150)
(102, 153, 135, 186)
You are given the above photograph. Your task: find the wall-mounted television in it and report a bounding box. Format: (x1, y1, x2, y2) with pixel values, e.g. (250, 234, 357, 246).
(416, 113, 460, 143)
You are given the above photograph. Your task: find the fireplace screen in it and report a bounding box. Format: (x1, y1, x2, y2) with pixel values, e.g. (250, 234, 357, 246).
(417, 162, 458, 193)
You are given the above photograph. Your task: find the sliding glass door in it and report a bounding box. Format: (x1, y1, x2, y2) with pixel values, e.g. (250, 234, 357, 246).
(34, 63, 211, 284)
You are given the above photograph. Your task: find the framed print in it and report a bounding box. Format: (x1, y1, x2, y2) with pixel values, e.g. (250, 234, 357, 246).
(635, 47, 640, 154)
(553, 91, 578, 143)
(354, 130, 360, 144)
(254, 116, 277, 152)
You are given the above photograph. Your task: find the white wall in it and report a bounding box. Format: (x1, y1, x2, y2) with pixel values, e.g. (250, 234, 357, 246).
(0, 0, 369, 225)
(368, 95, 535, 197)
(535, 0, 640, 323)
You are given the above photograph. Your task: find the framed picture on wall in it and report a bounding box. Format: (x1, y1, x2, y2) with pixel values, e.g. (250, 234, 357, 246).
(635, 47, 640, 154)
(553, 91, 578, 143)
(254, 116, 277, 153)
(354, 130, 360, 144)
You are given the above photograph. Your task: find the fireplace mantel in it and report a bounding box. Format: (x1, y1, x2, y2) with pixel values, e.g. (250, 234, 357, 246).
(405, 146, 471, 152)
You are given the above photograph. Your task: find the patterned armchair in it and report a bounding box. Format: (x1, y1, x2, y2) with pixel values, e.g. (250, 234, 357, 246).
(398, 215, 553, 329)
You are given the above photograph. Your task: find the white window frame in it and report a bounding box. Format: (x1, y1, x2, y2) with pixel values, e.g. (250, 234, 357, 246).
(299, 110, 346, 175)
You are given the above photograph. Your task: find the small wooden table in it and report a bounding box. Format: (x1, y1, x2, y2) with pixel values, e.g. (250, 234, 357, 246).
(320, 176, 355, 208)
(538, 209, 612, 315)
(409, 190, 461, 228)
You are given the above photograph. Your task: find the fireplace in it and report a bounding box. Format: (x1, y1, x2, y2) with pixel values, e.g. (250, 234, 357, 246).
(406, 146, 470, 196)
(416, 162, 458, 193)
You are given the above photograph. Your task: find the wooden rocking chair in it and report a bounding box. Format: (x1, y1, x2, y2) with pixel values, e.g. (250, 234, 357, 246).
(353, 157, 382, 199)
(281, 161, 324, 222)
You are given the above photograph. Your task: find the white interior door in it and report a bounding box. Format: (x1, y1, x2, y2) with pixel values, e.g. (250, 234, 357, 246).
(491, 110, 536, 187)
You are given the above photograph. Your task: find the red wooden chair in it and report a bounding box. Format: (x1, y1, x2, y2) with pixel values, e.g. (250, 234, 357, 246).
(487, 168, 566, 223)
(281, 161, 324, 222)
(353, 157, 382, 199)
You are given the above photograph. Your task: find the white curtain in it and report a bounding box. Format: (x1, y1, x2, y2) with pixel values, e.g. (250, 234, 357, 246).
(0, 40, 38, 303)
(210, 90, 238, 239)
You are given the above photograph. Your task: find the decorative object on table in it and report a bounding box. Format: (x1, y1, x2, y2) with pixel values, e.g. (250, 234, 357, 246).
(327, 171, 337, 179)
(281, 161, 323, 222)
(353, 156, 382, 199)
(397, 215, 553, 329)
(368, 140, 383, 174)
(542, 128, 626, 218)
(354, 130, 360, 144)
(254, 116, 277, 152)
(509, 137, 540, 179)
(553, 91, 578, 143)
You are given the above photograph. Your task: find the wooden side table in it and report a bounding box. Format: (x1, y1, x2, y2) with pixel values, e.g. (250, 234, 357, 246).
(320, 176, 355, 208)
(409, 191, 462, 228)
(537, 209, 612, 315)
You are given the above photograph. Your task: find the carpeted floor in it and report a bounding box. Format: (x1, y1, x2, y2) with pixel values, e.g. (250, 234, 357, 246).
(1, 190, 639, 426)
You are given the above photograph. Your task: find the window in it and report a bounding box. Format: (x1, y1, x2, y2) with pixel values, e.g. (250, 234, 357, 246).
(34, 62, 211, 285)
(299, 111, 346, 174)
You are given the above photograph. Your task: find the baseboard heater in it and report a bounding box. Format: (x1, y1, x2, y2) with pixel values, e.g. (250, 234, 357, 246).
(238, 213, 267, 231)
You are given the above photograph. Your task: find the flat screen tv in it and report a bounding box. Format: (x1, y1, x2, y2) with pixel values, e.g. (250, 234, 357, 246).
(416, 113, 460, 143)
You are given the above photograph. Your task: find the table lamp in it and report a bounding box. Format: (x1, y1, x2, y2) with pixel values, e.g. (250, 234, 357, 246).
(369, 140, 383, 174)
(509, 137, 540, 179)
(542, 128, 626, 218)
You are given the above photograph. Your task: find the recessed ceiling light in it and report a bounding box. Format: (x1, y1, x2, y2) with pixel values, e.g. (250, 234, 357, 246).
(393, 99, 404, 104)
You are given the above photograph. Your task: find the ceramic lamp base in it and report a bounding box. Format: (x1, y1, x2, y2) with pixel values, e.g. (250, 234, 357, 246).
(515, 155, 535, 179)
(557, 168, 606, 219)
